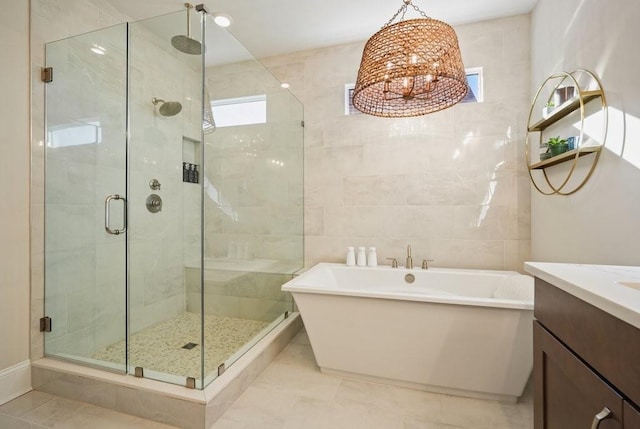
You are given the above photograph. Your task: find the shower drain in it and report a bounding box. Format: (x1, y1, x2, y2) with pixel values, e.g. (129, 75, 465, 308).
(181, 342, 198, 350)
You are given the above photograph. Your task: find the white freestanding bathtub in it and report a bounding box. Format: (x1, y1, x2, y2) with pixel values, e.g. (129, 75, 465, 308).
(282, 263, 534, 402)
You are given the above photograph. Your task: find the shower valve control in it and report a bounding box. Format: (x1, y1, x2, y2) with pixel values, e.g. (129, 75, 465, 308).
(146, 194, 162, 213)
(149, 179, 161, 190)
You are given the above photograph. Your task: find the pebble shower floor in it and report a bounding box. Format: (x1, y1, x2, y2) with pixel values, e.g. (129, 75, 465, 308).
(92, 312, 270, 378)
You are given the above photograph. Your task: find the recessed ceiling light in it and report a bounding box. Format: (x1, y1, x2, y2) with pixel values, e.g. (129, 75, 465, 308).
(213, 13, 232, 28)
(280, 82, 290, 89)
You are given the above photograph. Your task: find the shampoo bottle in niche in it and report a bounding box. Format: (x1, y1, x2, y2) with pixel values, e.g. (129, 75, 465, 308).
(356, 246, 367, 267)
(367, 247, 377, 267)
(346, 247, 356, 266)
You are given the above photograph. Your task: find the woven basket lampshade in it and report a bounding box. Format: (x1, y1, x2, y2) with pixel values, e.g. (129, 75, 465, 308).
(353, 13, 468, 117)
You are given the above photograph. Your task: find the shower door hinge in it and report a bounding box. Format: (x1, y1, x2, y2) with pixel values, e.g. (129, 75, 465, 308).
(218, 363, 226, 376)
(41, 67, 53, 83)
(300, 120, 305, 127)
(39, 316, 52, 332)
(186, 377, 196, 389)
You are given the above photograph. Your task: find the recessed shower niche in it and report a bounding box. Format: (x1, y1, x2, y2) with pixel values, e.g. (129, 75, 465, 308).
(41, 4, 303, 397)
(183, 136, 201, 184)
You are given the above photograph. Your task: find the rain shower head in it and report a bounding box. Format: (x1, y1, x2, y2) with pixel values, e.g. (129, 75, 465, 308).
(171, 35, 202, 55)
(171, 3, 202, 55)
(152, 97, 183, 117)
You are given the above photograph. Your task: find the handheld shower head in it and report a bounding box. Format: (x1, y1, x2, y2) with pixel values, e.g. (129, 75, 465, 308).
(152, 97, 183, 117)
(171, 3, 202, 55)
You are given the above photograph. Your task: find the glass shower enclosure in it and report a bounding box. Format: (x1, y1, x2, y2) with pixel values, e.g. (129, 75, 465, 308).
(43, 7, 303, 389)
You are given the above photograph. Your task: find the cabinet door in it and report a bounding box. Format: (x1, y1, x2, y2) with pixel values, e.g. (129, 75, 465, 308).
(625, 401, 640, 428)
(534, 322, 623, 429)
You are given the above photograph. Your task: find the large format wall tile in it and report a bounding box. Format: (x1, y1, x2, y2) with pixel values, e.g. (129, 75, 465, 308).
(262, 14, 531, 272)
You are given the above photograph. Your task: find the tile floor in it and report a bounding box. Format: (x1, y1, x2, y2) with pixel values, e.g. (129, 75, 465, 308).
(0, 330, 533, 428)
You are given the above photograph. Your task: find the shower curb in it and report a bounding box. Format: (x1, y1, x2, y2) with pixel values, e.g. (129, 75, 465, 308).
(31, 313, 302, 429)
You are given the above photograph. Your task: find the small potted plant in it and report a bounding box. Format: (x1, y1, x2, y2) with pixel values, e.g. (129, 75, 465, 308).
(543, 101, 555, 118)
(547, 136, 569, 157)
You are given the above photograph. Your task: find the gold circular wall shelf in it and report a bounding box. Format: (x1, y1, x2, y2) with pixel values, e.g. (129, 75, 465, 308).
(525, 69, 608, 195)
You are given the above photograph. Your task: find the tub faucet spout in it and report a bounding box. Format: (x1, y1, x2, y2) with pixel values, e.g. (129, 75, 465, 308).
(406, 245, 413, 269)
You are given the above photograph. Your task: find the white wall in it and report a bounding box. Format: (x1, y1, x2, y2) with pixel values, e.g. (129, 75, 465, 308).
(0, 0, 32, 404)
(530, 0, 640, 264)
(263, 14, 532, 271)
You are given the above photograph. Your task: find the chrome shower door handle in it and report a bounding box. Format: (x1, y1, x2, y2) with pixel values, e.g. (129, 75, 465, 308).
(590, 407, 612, 429)
(105, 194, 127, 235)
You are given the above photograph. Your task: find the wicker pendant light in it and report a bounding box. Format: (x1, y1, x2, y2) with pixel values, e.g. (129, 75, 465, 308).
(352, 0, 467, 117)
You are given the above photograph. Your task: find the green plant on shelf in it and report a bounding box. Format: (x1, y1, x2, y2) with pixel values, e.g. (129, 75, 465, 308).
(547, 136, 567, 146)
(546, 136, 569, 157)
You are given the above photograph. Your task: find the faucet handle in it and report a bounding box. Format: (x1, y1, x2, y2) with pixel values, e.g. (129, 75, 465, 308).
(386, 257, 398, 268)
(422, 259, 434, 270)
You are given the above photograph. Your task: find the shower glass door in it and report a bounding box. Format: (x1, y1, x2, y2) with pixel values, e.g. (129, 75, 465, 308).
(43, 9, 207, 387)
(44, 23, 128, 372)
(126, 10, 205, 387)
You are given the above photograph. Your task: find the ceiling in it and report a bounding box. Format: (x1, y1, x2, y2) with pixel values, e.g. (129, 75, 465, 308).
(111, 0, 539, 62)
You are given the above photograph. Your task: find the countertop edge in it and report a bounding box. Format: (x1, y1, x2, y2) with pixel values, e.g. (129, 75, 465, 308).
(525, 262, 640, 330)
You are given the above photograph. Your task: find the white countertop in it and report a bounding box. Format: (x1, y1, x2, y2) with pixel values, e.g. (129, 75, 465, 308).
(525, 262, 640, 330)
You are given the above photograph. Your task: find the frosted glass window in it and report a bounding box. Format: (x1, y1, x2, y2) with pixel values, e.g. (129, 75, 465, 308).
(211, 94, 267, 128)
(48, 121, 102, 148)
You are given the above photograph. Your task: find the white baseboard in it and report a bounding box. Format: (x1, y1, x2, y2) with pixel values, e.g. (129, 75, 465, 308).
(0, 360, 31, 405)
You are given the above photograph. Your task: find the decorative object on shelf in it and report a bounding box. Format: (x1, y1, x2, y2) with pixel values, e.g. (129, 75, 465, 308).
(352, 0, 467, 118)
(538, 141, 551, 160)
(542, 101, 555, 118)
(540, 149, 552, 161)
(566, 136, 580, 150)
(525, 69, 608, 196)
(554, 86, 575, 106)
(547, 136, 569, 157)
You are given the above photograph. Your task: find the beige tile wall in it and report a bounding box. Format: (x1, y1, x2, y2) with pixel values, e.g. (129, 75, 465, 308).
(185, 268, 294, 322)
(203, 58, 304, 265)
(262, 14, 532, 271)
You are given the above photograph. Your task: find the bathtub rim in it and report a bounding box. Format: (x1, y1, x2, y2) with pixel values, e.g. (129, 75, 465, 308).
(282, 263, 533, 311)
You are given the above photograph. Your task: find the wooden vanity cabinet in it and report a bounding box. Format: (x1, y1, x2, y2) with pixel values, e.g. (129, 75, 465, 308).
(625, 403, 640, 428)
(534, 322, 623, 428)
(534, 278, 640, 429)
